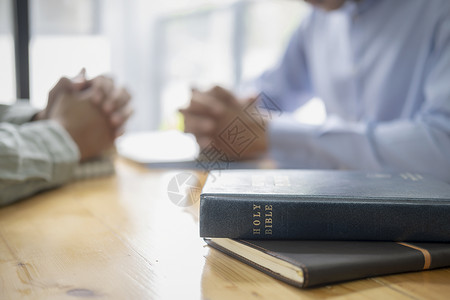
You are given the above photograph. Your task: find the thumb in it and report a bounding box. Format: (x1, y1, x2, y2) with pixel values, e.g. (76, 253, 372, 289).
(49, 77, 73, 99)
(72, 68, 89, 91)
(209, 85, 239, 106)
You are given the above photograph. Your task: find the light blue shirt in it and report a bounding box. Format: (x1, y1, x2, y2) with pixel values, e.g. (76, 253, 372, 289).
(257, 0, 450, 182)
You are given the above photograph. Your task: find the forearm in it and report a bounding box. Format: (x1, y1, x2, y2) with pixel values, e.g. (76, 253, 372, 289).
(268, 115, 450, 182)
(0, 120, 80, 205)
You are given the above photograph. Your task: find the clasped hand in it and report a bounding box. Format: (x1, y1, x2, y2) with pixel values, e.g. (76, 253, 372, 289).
(35, 70, 133, 161)
(180, 86, 268, 161)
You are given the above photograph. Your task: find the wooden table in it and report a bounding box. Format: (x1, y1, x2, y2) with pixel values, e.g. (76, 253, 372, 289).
(1, 158, 449, 299)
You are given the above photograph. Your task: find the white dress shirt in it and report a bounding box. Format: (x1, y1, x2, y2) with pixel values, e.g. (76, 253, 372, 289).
(256, 0, 450, 181)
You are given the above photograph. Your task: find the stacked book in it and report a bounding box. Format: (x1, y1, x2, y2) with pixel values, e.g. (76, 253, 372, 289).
(199, 170, 450, 288)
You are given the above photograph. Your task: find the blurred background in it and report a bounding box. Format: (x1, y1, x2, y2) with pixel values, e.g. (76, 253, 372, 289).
(0, 0, 317, 133)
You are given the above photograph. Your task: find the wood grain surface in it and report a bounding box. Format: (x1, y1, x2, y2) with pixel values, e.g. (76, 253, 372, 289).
(1, 157, 449, 299)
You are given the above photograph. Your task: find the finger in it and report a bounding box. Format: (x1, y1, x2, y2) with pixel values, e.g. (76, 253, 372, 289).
(179, 106, 218, 127)
(72, 68, 86, 81)
(182, 112, 217, 135)
(88, 75, 115, 104)
(103, 88, 131, 114)
(196, 136, 213, 151)
(190, 86, 199, 94)
(114, 126, 126, 138)
(110, 105, 134, 128)
(187, 90, 225, 116)
(178, 108, 188, 115)
(48, 77, 73, 101)
(71, 68, 89, 91)
(207, 85, 238, 105)
(51, 77, 73, 93)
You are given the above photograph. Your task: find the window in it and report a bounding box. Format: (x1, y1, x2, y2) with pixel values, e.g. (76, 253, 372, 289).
(155, 5, 235, 129)
(0, 0, 15, 104)
(242, 1, 308, 81)
(2, 0, 322, 129)
(29, 0, 110, 108)
(153, 0, 310, 129)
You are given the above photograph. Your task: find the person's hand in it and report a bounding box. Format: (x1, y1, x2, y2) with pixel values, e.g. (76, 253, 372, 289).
(36, 71, 133, 138)
(34, 69, 88, 121)
(48, 90, 115, 161)
(180, 86, 268, 160)
(82, 75, 133, 137)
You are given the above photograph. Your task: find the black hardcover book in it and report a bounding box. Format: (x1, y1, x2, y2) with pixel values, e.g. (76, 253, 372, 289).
(200, 170, 450, 241)
(205, 238, 450, 288)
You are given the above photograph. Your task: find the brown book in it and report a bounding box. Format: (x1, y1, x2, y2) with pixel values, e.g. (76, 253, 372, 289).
(205, 238, 450, 288)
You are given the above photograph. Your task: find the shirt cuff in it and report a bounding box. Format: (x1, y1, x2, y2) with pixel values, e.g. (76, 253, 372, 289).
(267, 115, 337, 169)
(21, 120, 81, 184)
(1, 101, 40, 125)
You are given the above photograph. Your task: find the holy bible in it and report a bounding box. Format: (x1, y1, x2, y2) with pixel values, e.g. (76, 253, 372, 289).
(200, 169, 450, 241)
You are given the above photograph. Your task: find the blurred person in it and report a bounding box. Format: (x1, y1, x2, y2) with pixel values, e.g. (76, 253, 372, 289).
(180, 0, 450, 182)
(0, 70, 132, 205)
